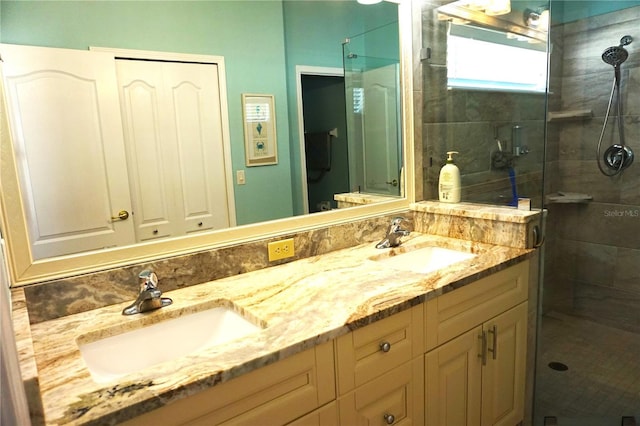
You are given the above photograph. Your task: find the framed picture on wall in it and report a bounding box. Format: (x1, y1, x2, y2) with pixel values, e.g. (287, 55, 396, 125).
(241, 93, 278, 166)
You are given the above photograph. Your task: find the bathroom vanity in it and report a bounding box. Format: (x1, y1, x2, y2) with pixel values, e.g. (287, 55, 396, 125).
(122, 260, 529, 426)
(11, 208, 539, 425)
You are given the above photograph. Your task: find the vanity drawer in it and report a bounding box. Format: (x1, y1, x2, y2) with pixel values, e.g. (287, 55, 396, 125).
(335, 305, 423, 395)
(425, 260, 529, 351)
(122, 342, 335, 426)
(286, 401, 338, 426)
(338, 357, 424, 426)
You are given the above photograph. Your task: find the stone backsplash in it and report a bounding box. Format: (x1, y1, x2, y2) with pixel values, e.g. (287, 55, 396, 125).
(20, 203, 541, 324)
(411, 201, 542, 249)
(22, 213, 404, 324)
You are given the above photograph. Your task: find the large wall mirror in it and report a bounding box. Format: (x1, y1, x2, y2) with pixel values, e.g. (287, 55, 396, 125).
(0, 0, 415, 286)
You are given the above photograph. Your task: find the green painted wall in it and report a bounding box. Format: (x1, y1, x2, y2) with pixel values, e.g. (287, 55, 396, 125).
(0, 0, 292, 226)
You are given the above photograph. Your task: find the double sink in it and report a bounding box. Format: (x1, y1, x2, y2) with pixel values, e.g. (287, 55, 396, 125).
(77, 242, 476, 383)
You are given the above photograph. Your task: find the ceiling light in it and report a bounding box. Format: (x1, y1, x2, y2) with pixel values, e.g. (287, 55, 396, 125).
(357, 0, 383, 4)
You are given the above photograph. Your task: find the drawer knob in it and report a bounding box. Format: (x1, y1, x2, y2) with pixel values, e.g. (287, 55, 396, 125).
(379, 341, 391, 352)
(383, 413, 395, 424)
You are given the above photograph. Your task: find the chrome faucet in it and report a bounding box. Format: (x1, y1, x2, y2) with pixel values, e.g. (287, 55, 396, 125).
(376, 217, 410, 249)
(122, 270, 173, 315)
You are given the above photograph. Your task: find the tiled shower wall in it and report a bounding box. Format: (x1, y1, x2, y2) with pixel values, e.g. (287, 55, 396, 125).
(416, 1, 546, 207)
(543, 6, 640, 333)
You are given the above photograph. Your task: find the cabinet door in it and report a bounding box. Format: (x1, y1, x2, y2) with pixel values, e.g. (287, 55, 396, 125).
(339, 357, 424, 426)
(1, 43, 135, 258)
(425, 326, 482, 426)
(481, 302, 527, 426)
(116, 59, 232, 242)
(425, 261, 529, 351)
(115, 59, 175, 241)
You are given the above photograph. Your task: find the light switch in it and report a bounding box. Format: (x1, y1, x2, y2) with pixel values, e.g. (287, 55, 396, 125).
(236, 170, 246, 185)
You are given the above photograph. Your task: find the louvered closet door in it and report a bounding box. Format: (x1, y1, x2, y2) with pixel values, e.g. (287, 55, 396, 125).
(116, 59, 231, 242)
(1, 44, 136, 259)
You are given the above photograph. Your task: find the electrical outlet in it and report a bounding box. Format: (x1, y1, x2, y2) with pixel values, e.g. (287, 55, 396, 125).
(268, 238, 295, 262)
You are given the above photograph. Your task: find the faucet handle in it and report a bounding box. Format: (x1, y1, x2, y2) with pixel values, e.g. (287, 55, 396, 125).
(391, 217, 405, 226)
(138, 270, 158, 292)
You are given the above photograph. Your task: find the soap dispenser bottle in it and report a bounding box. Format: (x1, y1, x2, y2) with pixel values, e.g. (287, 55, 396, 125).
(439, 151, 461, 203)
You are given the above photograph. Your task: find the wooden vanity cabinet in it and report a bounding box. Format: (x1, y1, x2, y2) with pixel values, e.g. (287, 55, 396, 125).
(121, 341, 335, 426)
(286, 401, 338, 425)
(122, 260, 531, 426)
(424, 261, 530, 426)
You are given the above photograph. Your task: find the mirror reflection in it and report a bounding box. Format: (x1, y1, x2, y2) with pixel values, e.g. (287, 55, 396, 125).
(0, 0, 403, 261)
(421, 0, 549, 206)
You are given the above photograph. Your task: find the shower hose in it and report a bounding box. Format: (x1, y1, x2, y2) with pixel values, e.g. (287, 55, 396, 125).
(596, 70, 630, 176)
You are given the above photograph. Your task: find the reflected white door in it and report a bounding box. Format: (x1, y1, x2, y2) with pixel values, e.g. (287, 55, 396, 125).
(1, 44, 135, 259)
(116, 59, 232, 241)
(361, 64, 401, 195)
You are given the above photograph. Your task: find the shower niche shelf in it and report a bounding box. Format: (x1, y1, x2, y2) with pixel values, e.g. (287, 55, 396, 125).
(546, 192, 593, 204)
(547, 110, 593, 122)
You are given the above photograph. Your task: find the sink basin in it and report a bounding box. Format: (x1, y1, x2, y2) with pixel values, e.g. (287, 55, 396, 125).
(370, 246, 476, 275)
(78, 304, 263, 383)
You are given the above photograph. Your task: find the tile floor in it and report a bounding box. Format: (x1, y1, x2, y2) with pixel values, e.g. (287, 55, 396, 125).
(533, 311, 640, 425)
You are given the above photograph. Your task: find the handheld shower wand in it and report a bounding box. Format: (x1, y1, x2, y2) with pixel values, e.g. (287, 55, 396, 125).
(596, 35, 634, 176)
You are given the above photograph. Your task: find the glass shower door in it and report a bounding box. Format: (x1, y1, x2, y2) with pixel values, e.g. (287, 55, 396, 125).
(534, 1, 640, 424)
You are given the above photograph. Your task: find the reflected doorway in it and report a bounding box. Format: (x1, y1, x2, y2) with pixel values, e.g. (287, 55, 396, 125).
(299, 71, 350, 213)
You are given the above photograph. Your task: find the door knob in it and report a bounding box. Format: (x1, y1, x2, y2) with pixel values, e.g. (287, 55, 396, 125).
(386, 179, 399, 186)
(111, 210, 130, 221)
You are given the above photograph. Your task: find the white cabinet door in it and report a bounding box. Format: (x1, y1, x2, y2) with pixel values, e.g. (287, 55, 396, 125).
(425, 326, 483, 426)
(481, 302, 528, 426)
(425, 302, 528, 426)
(116, 59, 232, 242)
(1, 44, 135, 259)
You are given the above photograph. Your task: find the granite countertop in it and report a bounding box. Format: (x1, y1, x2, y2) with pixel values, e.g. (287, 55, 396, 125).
(15, 232, 534, 425)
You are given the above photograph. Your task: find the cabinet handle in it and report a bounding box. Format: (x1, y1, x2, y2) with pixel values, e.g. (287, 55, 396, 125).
(379, 341, 391, 352)
(383, 413, 395, 424)
(478, 331, 487, 366)
(488, 325, 497, 360)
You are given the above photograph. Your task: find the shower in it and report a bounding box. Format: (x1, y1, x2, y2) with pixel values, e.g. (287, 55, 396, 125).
(596, 35, 634, 176)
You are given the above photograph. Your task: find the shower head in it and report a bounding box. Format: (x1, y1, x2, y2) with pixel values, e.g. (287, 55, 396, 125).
(602, 35, 633, 67)
(602, 46, 628, 66)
